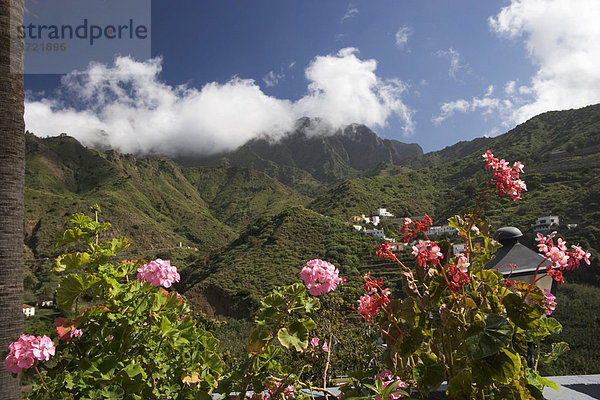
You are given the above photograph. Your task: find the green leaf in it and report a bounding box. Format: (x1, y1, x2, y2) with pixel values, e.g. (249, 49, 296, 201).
(525, 384, 546, 400)
(413, 353, 445, 394)
(542, 318, 563, 335)
(475, 270, 502, 288)
(465, 314, 513, 359)
(380, 380, 409, 400)
(504, 293, 542, 329)
(302, 318, 316, 331)
(160, 316, 172, 336)
(56, 273, 101, 309)
(446, 370, 473, 400)
(122, 362, 145, 379)
(53, 252, 92, 272)
(55, 227, 89, 246)
(488, 349, 522, 384)
(277, 320, 309, 352)
(246, 327, 272, 355)
(304, 297, 320, 313)
(447, 214, 465, 231)
(100, 237, 132, 256)
(399, 327, 424, 357)
(526, 368, 559, 392)
(70, 213, 93, 225)
(542, 342, 570, 364)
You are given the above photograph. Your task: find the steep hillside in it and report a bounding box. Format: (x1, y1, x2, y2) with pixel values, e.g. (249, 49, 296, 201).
(24, 134, 308, 262)
(309, 170, 437, 221)
(183, 166, 311, 231)
(182, 206, 379, 318)
(309, 104, 600, 260)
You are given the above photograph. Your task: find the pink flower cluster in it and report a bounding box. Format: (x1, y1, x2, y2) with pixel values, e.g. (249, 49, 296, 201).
(357, 274, 391, 321)
(412, 240, 443, 268)
(400, 215, 433, 243)
(543, 289, 557, 316)
(4, 334, 55, 374)
(445, 254, 471, 292)
(137, 258, 180, 288)
(374, 371, 408, 400)
(300, 259, 343, 296)
(536, 232, 591, 284)
(375, 241, 396, 261)
(310, 337, 329, 352)
(482, 150, 527, 201)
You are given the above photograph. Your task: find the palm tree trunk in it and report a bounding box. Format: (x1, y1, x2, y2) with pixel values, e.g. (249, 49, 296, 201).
(0, 0, 25, 398)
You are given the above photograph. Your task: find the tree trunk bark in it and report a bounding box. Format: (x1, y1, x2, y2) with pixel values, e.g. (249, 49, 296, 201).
(0, 0, 25, 399)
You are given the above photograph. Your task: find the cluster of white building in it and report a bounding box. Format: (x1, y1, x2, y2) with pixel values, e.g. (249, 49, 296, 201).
(351, 208, 397, 241)
(351, 211, 579, 256)
(22, 300, 54, 317)
(425, 225, 459, 237)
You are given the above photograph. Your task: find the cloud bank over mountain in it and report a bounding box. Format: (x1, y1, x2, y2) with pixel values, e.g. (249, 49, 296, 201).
(25, 48, 414, 156)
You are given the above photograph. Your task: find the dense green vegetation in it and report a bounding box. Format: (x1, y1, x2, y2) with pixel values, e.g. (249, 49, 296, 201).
(182, 206, 380, 318)
(540, 283, 600, 375)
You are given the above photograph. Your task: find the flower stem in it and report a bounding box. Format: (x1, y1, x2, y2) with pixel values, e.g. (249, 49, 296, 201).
(34, 364, 50, 392)
(323, 332, 333, 394)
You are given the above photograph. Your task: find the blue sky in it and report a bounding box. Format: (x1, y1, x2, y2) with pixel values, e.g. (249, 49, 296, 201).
(24, 0, 600, 154)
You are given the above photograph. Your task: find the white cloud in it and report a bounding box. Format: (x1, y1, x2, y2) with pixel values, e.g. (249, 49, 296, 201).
(395, 26, 412, 49)
(294, 48, 414, 134)
(504, 80, 516, 95)
(263, 71, 285, 87)
(489, 0, 600, 123)
(435, 47, 469, 80)
(25, 49, 414, 155)
(342, 7, 359, 21)
(433, 86, 511, 126)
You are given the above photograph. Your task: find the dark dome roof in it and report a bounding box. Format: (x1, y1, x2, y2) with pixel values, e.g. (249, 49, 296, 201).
(493, 227, 523, 243)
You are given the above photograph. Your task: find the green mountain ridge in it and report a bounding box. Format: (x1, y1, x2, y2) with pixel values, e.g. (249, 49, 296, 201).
(177, 118, 423, 195)
(24, 103, 600, 318)
(24, 133, 308, 261)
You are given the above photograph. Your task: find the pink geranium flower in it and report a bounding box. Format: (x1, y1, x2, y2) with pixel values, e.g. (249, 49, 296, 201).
(137, 259, 180, 288)
(4, 334, 56, 374)
(300, 259, 342, 296)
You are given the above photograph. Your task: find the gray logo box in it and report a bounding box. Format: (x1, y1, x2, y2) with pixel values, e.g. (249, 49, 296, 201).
(11, 0, 151, 74)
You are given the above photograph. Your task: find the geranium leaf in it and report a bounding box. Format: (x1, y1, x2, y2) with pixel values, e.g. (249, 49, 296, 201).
(465, 314, 512, 359)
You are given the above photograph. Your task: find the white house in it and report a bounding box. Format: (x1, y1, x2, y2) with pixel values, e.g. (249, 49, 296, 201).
(372, 216, 381, 226)
(390, 243, 406, 251)
(352, 225, 363, 231)
(40, 300, 54, 307)
(426, 225, 459, 237)
(23, 304, 35, 317)
(363, 228, 385, 239)
(534, 216, 560, 233)
(452, 243, 466, 256)
(374, 208, 394, 218)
